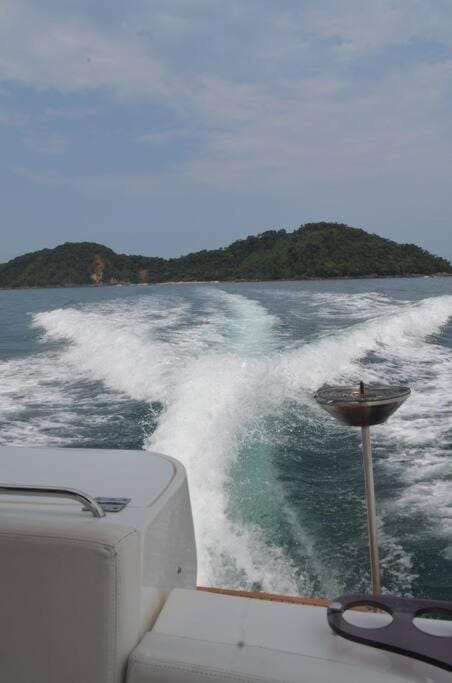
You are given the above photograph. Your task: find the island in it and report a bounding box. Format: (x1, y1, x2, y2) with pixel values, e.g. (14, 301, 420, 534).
(1, 222, 450, 288)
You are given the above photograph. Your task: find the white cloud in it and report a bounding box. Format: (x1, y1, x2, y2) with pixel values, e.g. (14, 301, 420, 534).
(2, 0, 452, 198)
(300, 0, 452, 57)
(24, 132, 70, 154)
(13, 167, 169, 195)
(151, 11, 198, 37)
(0, 1, 183, 99)
(180, 55, 452, 192)
(0, 105, 70, 155)
(44, 105, 101, 120)
(0, 108, 25, 127)
(140, 130, 180, 145)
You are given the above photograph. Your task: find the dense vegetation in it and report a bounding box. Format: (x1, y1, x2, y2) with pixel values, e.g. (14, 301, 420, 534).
(0, 223, 450, 288)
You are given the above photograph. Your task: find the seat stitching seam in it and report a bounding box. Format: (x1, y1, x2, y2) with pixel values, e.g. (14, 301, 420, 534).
(144, 633, 353, 667)
(136, 659, 288, 683)
(0, 528, 137, 550)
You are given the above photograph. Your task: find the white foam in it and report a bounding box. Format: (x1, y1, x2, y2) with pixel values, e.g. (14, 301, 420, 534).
(144, 291, 300, 592)
(5, 288, 452, 595)
(146, 292, 452, 591)
(25, 291, 298, 592)
(273, 294, 452, 397)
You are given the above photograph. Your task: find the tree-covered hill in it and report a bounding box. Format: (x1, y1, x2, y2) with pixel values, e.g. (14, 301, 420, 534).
(0, 223, 450, 288)
(0, 242, 166, 288)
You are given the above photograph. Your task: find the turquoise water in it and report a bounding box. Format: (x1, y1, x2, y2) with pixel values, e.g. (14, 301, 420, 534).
(1, 278, 452, 599)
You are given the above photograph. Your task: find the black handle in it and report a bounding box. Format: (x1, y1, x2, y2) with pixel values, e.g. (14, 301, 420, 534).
(327, 593, 452, 672)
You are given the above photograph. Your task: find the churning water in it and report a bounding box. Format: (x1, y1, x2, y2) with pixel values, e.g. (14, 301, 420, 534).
(1, 278, 452, 599)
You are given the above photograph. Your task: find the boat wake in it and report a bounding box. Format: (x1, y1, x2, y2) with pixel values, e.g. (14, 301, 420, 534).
(1, 287, 452, 596)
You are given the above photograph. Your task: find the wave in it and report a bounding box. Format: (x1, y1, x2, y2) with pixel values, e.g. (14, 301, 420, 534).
(2, 288, 452, 595)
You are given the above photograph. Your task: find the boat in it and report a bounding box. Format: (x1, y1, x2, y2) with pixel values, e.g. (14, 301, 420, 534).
(0, 443, 451, 683)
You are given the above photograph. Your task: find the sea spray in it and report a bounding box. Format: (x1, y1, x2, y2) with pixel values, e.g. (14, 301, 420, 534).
(1, 285, 451, 597)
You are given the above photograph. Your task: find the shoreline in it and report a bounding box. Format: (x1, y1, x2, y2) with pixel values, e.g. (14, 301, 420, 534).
(1, 272, 451, 292)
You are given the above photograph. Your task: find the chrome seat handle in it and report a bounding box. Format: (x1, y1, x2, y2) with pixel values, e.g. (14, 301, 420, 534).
(0, 484, 105, 518)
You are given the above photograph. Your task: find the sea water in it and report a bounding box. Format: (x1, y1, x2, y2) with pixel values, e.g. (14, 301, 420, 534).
(1, 278, 452, 600)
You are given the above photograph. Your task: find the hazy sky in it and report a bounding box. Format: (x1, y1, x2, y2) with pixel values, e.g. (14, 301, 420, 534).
(1, 0, 451, 262)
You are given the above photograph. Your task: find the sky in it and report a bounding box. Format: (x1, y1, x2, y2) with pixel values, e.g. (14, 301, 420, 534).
(1, 0, 452, 262)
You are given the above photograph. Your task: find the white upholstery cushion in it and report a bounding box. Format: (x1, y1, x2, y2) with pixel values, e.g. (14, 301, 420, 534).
(127, 589, 449, 683)
(0, 512, 148, 683)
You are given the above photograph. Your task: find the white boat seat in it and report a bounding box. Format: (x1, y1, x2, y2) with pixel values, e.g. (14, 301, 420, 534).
(0, 447, 197, 683)
(0, 516, 143, 683)
(126, 588, 450, 683)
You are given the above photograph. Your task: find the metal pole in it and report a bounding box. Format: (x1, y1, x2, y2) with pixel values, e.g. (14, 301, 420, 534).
(361, 425, 381, 595)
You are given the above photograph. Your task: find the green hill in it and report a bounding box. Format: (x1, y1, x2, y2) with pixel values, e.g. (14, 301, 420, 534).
(0, 223, 450, 288)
